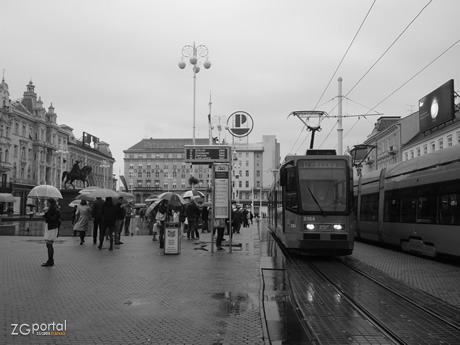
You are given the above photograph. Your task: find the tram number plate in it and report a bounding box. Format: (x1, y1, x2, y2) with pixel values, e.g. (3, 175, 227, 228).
(318, 224, 330, 231)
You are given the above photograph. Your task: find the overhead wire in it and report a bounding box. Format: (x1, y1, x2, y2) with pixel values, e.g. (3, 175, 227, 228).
(319, 0, 433, 150)
(288, 1, 377, 156)
(327, 0, 433, 116)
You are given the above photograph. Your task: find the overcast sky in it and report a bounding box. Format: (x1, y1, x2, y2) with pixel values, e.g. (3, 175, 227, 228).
(2, 0, 459, 184)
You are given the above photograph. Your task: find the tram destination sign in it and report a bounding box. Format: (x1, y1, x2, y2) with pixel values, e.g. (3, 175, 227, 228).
(185, 145, 231, 163)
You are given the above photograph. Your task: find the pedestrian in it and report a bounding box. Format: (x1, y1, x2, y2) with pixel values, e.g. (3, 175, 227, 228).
(155, 199, 168, 248)
(201, 205, 209, 233)
(91, 197, 104, 244)
(214, 217, 226, 251)
(178, 204, 187, 238)
(42, 198, 61, 267)
(185, 198, 200, 240)
(250, 211, 254, 225)
(99, 197, 117, 251)
(71, 205, 78, 236)
(123, 201, 133, 236)
(114, 197, 126, 245)
(73, 199, 91, 245)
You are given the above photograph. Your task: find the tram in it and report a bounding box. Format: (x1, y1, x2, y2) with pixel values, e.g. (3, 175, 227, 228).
(267, 149, 355, 256)
(354, 143, 460, 258)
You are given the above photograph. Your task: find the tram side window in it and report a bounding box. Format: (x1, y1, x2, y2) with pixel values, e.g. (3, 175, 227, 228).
(285, 168, 298, 210)
(417, 196, 436, 223)
(384, 192, 400, 222)
(360, 193, 378, 221)
(400, 192, 417, 223)
(439, 193, 460, 225)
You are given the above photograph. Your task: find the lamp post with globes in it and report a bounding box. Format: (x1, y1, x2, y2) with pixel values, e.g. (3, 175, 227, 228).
(178, 42, 211, 145)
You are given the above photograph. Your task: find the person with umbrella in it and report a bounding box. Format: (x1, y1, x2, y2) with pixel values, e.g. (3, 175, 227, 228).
(155, 199, 169, 249)
(185, 197, 200, 240)
(73, 199, 91, 245)
(99, 197, 117, 251)
(42, 198, 61, 267)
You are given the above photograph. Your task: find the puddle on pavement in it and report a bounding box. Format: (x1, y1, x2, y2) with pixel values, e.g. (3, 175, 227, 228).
(212, 291, 258, 317)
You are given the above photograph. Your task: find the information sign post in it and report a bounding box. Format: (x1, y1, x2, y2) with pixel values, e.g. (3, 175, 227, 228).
(184, 145, 232, 253)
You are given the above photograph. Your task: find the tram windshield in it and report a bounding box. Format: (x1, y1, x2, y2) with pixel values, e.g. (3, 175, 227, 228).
(298, 159, 348, 213)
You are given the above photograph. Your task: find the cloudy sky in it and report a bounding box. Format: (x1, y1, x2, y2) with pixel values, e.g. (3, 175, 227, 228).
(2, 0, 459, 183)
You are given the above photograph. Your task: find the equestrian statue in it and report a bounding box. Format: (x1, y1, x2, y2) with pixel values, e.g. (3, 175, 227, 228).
(62, 160, 92, 189)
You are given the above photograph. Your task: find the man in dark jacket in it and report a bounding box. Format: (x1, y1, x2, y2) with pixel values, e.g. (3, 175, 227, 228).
(114, 197, 126, 245)
(185, 199, 200, 239)
(91, 197, 104, 244)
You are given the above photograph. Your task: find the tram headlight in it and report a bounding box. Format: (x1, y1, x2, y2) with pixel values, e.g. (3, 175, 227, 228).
(306, 224, 315, 230)
(333, 224, 343, 230)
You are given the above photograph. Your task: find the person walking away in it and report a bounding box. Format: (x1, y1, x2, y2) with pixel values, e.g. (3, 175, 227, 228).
(99, 197, 117, 251)
(73, 199, 91, 245)
(179, 204, 187, 238)
(155, 199, 168, 248)
(114, 197, 126, 245)
(147, 206, 158, 241)
(185, 198, 200, 240)
(71, 205, 78, 236)
(42, 198, 61, 267)
(201, 205, 209, 233)
(123, 202, 133, 236)
(91, 197, 104, 244)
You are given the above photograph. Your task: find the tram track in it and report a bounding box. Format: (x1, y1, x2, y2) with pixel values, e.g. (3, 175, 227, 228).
(268, 230, 460, 345)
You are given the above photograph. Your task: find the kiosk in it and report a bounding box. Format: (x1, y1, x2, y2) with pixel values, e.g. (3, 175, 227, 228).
(164, 222, 181, 255)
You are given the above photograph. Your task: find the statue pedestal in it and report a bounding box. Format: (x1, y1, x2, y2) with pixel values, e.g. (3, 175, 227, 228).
(60, 189, 81, 220)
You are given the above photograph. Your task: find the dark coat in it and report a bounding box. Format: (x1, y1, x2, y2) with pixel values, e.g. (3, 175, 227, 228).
(185, 202, 200, 220)
(91, 198, 104, 219)
(44, 204, 61, 230)
(102, 197, 117, 226)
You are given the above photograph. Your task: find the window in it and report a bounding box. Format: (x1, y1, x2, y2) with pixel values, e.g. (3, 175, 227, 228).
(137, 171, 142, 178)
(360, 193, 379, 221)
(410, 150, 414, 159)
(447, 135, 453, 147)
(245, 181, 249, 187)
(416, 147, 421, 157)
(246, 170, 249, 177)
(438, 138, 444, 150)
(423, 145, 428, 155)
(430, 141, 435, 152)
(256, 170, 260, 177)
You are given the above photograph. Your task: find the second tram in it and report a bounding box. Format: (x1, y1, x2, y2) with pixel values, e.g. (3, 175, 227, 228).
(267, 150, 355, 256)
(354, 143, 460, 258)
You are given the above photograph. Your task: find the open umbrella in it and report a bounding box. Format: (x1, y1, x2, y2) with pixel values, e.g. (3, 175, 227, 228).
(145, 195, 159, 203)
(157, 192, 186, 207)
(0, 193, 15, 202)
(79, 186, 101, 194)
(69, 200, 82, 207)
(118, 191, 135, 200)
(182, 190, 205, 199)
(88, 188, 120, 200)
(28, 185, 63, 199)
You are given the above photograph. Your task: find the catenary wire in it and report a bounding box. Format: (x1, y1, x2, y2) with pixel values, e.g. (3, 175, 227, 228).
(288, 1, 376, 156)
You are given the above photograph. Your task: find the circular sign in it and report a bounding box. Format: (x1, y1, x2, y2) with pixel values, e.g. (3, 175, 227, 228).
(227, 111, 254, 138)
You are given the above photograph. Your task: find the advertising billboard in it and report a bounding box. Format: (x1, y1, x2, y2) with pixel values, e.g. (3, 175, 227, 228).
(419, 79, 455, 132)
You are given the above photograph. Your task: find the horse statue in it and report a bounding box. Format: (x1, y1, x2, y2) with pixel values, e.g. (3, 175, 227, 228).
(62, 161, 93, 189)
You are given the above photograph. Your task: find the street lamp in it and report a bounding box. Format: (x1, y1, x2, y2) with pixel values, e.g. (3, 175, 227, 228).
(56, 149, 68, 189)
(178, 42, 211, 145)
(100, 160, 110, 189)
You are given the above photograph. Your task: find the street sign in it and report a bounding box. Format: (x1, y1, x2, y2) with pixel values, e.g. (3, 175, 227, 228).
(185, 145, 231, 163)
(213, 163, 230, 218)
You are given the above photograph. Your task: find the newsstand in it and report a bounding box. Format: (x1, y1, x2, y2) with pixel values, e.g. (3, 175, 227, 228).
(164, 222, 181, 255)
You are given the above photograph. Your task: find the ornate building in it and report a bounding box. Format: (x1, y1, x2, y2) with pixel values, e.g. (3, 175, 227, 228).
(0, 79, 114, 215)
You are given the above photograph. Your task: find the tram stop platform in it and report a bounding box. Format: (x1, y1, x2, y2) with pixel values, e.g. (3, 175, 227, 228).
(0, 219, 293, 345)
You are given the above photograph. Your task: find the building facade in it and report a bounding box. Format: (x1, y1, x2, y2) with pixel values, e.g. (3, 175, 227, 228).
(123, 135, 280, 216)
(354, 81, 459, 175)
(0, 79, 115, 215)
